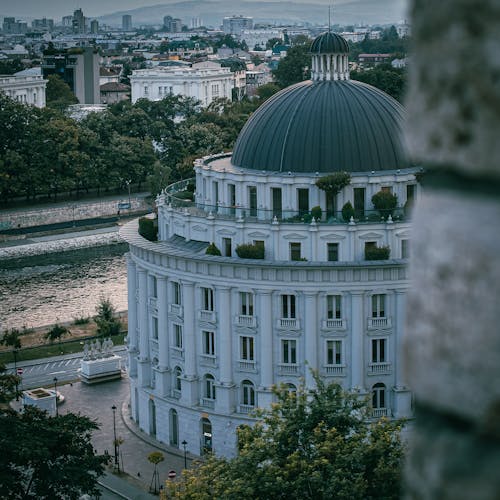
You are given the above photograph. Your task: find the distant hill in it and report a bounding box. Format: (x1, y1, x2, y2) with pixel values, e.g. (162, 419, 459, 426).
(98, 0, 408, 28)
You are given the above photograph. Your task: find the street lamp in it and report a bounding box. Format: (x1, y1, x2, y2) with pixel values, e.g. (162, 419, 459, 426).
(112, 405, 119, 472)
(126, 179, 131, 208)
(53, 377, 58, 416)
(13, 349, 19, 401)
(182, 440, 188, 469)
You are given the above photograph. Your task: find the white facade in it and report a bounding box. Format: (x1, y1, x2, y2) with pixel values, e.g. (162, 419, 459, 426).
(0, 73, 47, 107)
(130, 61, 233, 106)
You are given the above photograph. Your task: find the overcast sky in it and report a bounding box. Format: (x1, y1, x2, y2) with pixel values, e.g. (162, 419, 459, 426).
(1, 0, 408, 20)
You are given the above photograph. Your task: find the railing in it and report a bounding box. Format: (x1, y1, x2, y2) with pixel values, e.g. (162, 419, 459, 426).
(368, 362, 391, 374)
(198, 310, 216, 323)
(200, 398, 215, 409)
(238, 404, 255, 414)
(237, 360, 256, 371)
(161, 178, 410, 226)
(148, 297, 157, 309)
(324, 365, 346, 376)
(277, 318, 300, 329)
(372, 408, 389, 418)
(171, 389, 181, 399)
(169, 304, 183, 316)
(367, 317, 392, 329)
(322, 318, 347, 330)
(235, 315, 256, 327)
(200, 354, 217, 366)
(171, 347, 184, 360)
(278, 363, 299, 375)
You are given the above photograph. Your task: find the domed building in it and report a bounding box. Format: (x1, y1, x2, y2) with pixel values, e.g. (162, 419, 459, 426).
(120, 32, 417, 458)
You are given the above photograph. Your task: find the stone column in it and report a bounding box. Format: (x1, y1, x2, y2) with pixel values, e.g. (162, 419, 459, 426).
(404, 1, 500, 497)
(350, 291, 365, 392)
(137, 268, 150, 388)
(304, 291, 318, 388)
(216, 286, 234, 413)
(258, 290, 273, 408)
(127, 255, 138, 377)
(181, 281, 198, 406)
(155, 276, 169, 397)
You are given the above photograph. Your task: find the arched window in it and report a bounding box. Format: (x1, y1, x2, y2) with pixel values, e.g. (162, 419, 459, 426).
(204, 374, 216, 400)
(201, 417, 212, 455)
(287, 383, 297, 394)
(169, 409, 179, 447)
(174, 366, 182, 393)
(241, 380, 255, 406)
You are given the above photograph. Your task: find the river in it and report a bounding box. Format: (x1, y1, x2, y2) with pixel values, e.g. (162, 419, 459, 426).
(0, 243, 129, 331)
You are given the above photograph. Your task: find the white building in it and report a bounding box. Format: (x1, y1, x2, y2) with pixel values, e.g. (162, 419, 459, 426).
(0, 69, 47, 107)
(222, 16, 253, 36)
(121, 32, 416, 458)
(130, 61, 233, 106)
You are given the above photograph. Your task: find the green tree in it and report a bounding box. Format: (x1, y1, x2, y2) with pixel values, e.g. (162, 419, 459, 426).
(166, 377, 404, 499)
(351, 64, 407, 102)
(0, 406, 108, 499)
(0, 328, 22, 350)
(45, 74, 78, 110)
(95, 297, 122, 337)
(44, 323, 70, 343)
(256, 83, 280, 101)
(0, 363, 20, 405)
(272, 45, 311, 88)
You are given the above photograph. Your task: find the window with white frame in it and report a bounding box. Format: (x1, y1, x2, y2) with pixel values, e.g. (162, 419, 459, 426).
(204, 374, 216, 399)
(290, 242, 301, 261)
(240, 292, 254, 316)
(152, 316, 158, 340)
(202, 330, 215, 356)
(144, 85, 149, 96)
(174, 366, 182, 391)
(371, 338, 387, 363)
(241, 380, 255, 406)
(281, 339, 297, 364)
(211, 83, 219, 96)
(326, 295, 342, 319)
(172, 281, 182, 305)
(372, 383, 386, 409)
(240, 336, 254, 361)
(173, 324, 183, 349)
(372, 294, 386, 318)
(401, 239, 410, 258)
(327, 242, 339, 261)
(281, 295, 296, 319)
(151, 276, 157, 298)
(202, 287, 214, 311)
(326, 340, 342, 365)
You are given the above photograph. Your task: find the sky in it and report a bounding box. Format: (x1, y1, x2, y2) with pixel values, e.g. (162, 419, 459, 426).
(0, 0, 408, 21)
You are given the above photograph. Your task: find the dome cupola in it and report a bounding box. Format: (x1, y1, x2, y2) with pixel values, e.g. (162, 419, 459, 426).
(310, 31, 350, 82)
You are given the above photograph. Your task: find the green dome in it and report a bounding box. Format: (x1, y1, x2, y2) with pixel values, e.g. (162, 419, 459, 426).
(310, 32, 349, 54)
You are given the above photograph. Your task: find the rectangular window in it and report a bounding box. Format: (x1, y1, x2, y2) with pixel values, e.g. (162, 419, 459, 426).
(372, 338, 387, 363)
(354, 187, 365, 217)
(372, 294, 386, 318)
(202, 330, 215, 356)
(240, 336, 254, 361)
(151, 276, 157, 298)
(272, 187, 282, 218)
(144, 85, 149, 96)
(174, 324, 183, 348)
(213, 181, 219, 207)
(290, 242, 301, 261)
(223, 237, 232, 257)
(152, 316, 158, 340)
(172, 281, 182, 305)
(282, 339, 297, 364)
(401, 239, 410, 258)
(327, 242, 339, 261)
(202, 287, 214, 311)
(326, 340, 342, 365)
(297, 188, 309, 215)
(212, 83, 219, 95)
(281, 295, 296, 319)
(327, 295, 342, 319)
(240, 292, 254, 316)
(248, 186, 257, 216)
(406, 184, 416, 203)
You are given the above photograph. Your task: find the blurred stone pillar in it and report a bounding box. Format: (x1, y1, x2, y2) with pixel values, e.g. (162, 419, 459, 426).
(404, 0, 500, 498)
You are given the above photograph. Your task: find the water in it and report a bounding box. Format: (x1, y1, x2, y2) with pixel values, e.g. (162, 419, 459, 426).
(0, 244, 129, 331)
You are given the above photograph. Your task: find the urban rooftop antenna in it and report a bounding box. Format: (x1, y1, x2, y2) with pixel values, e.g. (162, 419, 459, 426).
(328, 5, 331, 32)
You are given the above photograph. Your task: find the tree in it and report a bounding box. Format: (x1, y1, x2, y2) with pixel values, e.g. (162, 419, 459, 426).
(0, 363, 20, 405)
(0, 406, 108, 499)
(0, 328, 22, 350)
(166, 376, 404, 499)
(272, 45, 311, 88)
(44, 323, 70, 344)
(351, 64, 407, 102)
(45, 74, 78, 110)
(148, 451, 164, 494)
(95, 297, 122, 337)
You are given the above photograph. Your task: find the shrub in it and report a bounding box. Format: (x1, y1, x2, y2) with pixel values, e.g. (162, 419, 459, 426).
(236, 242, 265, 259)
(205, 242, 222, 256)
(341, 201, 355, 222)
(315, 172, 351, 195)
(302, 213, 313, 224)
(138, 217, 158, 241)
(371, 191, 398, 216)
(365, 245, 391, 260)
(174, 190, 194, 201)
(73, 316, 91, 325)
(45, 324, 70, 343)
(186, 182, 196, 193)
(311, 205, 322, 220)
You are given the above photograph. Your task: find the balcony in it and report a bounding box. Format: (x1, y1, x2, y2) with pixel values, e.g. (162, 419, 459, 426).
(171, 347, 184, 360)
(198, 310, 216, 323)
(277, 318, 300, 330)
(200, 398, 215, 409)
(367, 317, 392, 330)
(235, 315, 256, 328)
(171, 389, 181, 399)
(372, 408, 389, 418)
(169, 303, 183, 317)
(322, 318, 347, 330)
(323, 365, 346, 376)
(238, 404, 255, 415)
(278, 363, 299, 375)
(148, 297, 157, 310)
(237, 360, 256, 371)
(368, 362, 391, 374)
(200, 354, 217, 367)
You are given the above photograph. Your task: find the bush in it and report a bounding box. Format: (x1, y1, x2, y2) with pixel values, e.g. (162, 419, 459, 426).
(205, 242, 222, 256)
(371, 191, 398, 216)
(186, 182, 195, 193)
(45, 324, 70, 343)
(302, 213, 313, 224)
(341, 201, 355, 222)
(73, 316, 91, 325)
(311, 205, 322, 220)
(365, 245, 391, 260)
(315, 172, 351, 195)
(138, 217, 157, 241)
(236, 242, 265, 259)
(174, 190, 194, 201)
